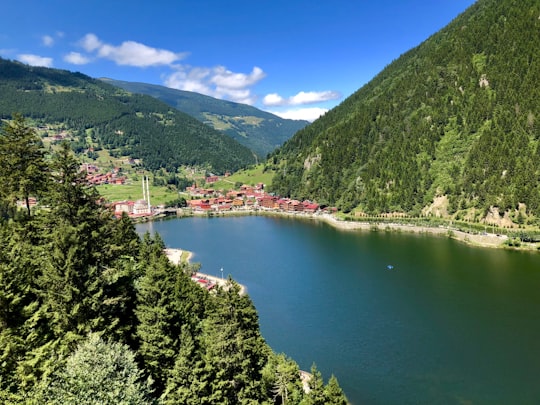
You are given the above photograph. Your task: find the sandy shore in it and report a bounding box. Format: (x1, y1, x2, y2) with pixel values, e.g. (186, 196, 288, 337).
(164, 248, 183, 264)
(164, 248, 246, 294)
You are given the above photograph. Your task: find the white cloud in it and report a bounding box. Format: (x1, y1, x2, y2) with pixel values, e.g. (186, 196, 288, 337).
(164, 64, 265, 105)
(64, 52, 90, 65)
(263, 90, 341, 106)
(42, 35, 54, 47)
(164, 67, 212, 94)
(290, 91, 340, 105)
(262, 93, 285, 106)
(268, 107, 328, 122)
(80, 33, 102, 52)
(17, 54, 53, 67)
(99, 41, 185, 67)
(78, 33, 187, 67)
(210, 66, 265, 89)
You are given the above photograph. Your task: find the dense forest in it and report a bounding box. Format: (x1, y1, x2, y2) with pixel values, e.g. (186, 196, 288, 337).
(103, 79, 309, 158)
(269, 0, 540, 225)
(0, 58, 257, 174)
(0, 115, 348, 403)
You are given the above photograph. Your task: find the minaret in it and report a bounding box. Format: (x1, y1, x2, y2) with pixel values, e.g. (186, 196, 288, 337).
(146, 176, 151, 212)
(142, 176, 147, 202)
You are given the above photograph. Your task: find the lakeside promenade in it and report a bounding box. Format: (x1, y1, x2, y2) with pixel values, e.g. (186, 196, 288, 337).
(320, 214, 510, 249)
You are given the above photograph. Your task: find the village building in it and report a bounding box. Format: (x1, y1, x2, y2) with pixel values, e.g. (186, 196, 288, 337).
(114, 200, 134, 216)
(133, 199, 151, 216)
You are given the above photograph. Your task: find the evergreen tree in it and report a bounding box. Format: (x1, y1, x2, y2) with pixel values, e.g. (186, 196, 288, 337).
(31, 334, 154, 404)
(135, 234, 201, 395)
(0, 113, 48, 216)
(0, 222, 41, 393)
(160, 325, 206, 405)
(198, 279, 269, 404)
(45, 141, 101, 226)
(261, 353, 305, 405)
(302, 364, 326, 405)
(324, 375, 349, 405)
(16, 144, 141, 386)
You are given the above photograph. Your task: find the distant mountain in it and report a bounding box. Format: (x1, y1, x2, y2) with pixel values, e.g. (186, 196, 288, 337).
(0, 58, 256, 173)
(269, 0, 540, 223)
(101, 78, 309, 158)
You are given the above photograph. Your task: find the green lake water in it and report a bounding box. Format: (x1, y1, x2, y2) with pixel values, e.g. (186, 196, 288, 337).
(137, 215, 540, 404)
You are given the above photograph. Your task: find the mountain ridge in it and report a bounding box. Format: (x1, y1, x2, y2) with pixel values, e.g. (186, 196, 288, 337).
(269, 0, 540, 226)
(101, 78, 309, 157)
(0, 58, 256, 173)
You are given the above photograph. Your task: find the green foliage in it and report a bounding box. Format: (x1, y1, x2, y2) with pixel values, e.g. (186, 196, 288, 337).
(194, 279, 269, 404)
(160, 325, 206, 405)
(0, 114, 48, 216)
(262, 353, 305, 405)
(135, 233, 206, 393)
(0, 115, 349, 403)
(270, 0, 540, 219)
(302, 364, 327, 405)
(324, 375, 349, 405)
(104, 78, 308, 157)
(30, 334, 154, 405)
(0, 58, 256, 174)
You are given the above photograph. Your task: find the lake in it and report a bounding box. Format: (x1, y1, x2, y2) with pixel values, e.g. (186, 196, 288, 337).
(137, 215, 540, 404)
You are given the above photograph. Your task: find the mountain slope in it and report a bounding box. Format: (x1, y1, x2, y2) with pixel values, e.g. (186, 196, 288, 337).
(269, 0, 540, 221)
(101, 78, 309, 157)
(0, 58, 256, 173)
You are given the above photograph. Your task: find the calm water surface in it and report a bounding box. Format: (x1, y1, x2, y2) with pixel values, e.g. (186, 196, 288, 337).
(137, 216, 540, 405)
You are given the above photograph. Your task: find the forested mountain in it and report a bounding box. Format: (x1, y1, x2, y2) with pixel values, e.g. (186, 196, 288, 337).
(0, 58, 256, 174)
(102, 78, 309, 158)
(0, 116, 348, 403)
(269, 0, 540, 225)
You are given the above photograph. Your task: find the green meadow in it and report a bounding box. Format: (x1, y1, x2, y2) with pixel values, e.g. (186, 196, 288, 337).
(97, 183, 179, 206)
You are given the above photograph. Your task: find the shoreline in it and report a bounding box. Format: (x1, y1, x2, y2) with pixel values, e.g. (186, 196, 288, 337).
(164, 247, 193, 264)
(318, 214, 512, 249)
(158, 209, 538, 251)
(164, 247, 246, 294)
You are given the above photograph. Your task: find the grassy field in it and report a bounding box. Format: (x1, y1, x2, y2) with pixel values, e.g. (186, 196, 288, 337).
(97, 183, 179, 206)
(211, 164, 275, 190)
(91, 158, 275, 205)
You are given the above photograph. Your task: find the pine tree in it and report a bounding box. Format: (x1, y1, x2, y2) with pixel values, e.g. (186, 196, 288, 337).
(135, 234, 195, 394)
(0, 113, 48, 216)
(161, 325, 206, 405)
(0, 221, 44, 392)
(30, 334, 154, 404)
(261, 353, 305, 405)
(45, 141, 101, 226)
(198, 279, 269, 404)
(16, 144, 141, 386)
(302, 364, 326, 405)
(324, 375, 349, 405)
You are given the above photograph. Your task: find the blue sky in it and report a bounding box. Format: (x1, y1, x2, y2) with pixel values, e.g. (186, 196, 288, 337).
(1, 0, 476, 121)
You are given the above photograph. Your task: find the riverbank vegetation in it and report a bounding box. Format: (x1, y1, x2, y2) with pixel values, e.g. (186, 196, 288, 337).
(0, 116, 348, 403)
